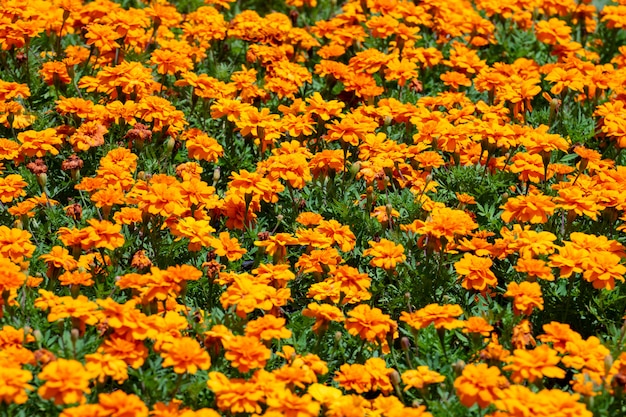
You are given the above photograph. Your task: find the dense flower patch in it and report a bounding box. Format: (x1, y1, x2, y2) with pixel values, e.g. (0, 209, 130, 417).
(3, 0, 626, 415)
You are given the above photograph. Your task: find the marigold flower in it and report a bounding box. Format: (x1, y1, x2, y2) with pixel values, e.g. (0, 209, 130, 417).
(82, 219, 125, 251)
(223, 335, 270, 373)
(454, 253, 497, 291)
(334, 358, 393, 394)
(0, 174, 27, 203)
(302, 303, 345, 333)
(504, 344, 565, 383)
(581, 251, 626, 290)
(504, 281, 544, 315)
(37, 359, 91, 405)
(315, 220, 356, 252)
(97, 390, 149, 417)
(454, 363, 508, 408)
(160, 336, 211, 374)
(266, 388, 320, 417)
(245, 314, 291, 341)
(402, 366, 445, 390)
(0, 227, 34, 264)
(17, 128, 63, 158)
(514, 257, 554, 281)
(400, 303, 464, 331)
(462, 316, 494, 337)
(85, 352, 128, 384)
(0, 358, 32, 405)
(345, 304, 398, 353)
(183, 128, 224, 163)
(207, 371, 265, 414)
(501, 191, 556, 224)
(363, 239, 406, 270)
(209, 232, 246, 261)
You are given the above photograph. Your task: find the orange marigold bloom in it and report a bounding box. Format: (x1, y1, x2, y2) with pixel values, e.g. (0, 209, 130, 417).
(504, 344, 565, 383)
(37, 359, 91, 405)
(172, 217, 215, 251)
(363, 239, 406, 270)
(207, 371, 265, 414)
(0, 360, 33, 405)
(504, 281, 544, 315)
(514, 257, 554, 281)
(85, 352, 128, 384)
(150, 48, 194, 75)
(454, 363, 508, 408)
(462, 316, 494, 337)
(454, 253, 497, 291)
(302, 303, 345, 333)
(494, 385, 592, 417)
(345, 304, 398, 353)
(335, 358, 393, 394)
(254, 232, 298, 260)
(400, 303, 464, 331)
(535, 18, 572, 45)
(581, 251, 626, 290)
(402, 366, 445, 390)
(266, 388, 320, 417)
(161, 336, 211, 374)
(39, 61, 71, 86)
(17, 128, 63, 158)
(97, 390, 149, 417)
(315, 219, 356, 252)
(223, 335, 270, 373)
(500, 191, 556, 224)
(183, 128, 224, 163)
(0, 226, 35, 262)
(0, 256, 27, 294)
(209, 232, 246, 261)
(82, 219, 125, 251)
(245, 314, 291, 341)
(0, 174, 27, 203)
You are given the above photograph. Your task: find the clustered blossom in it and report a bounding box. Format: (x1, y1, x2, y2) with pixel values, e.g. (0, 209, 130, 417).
(0, 0, 624, 415)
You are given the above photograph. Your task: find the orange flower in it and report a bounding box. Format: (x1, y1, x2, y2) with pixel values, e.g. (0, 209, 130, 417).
(400, 304, 464, 331)
(245, 314, 292, 341)
(500, 191, 556, 224)
(160, 337, 211, 374)
(0, 361, 33, 405)
(37, 359, 91, 405)
(266, 388, 320, 417)
(363, 239, 406, 270)
(209, 232, 246, 261)
(82, 219, 125, 251)
(183, 128, 224, 163)
(85, 352, 128, 384)
(254, 232, 298, 261)
(207, 372, 265, 414)
(0, 174, 27, 203)
(0, 226, 35, 262)
(17, 128, 63, 158)
(503, 344, 565, 383)
(302, 303, 345, 333)
(581, 251, 626, 290)
(223, 335, 271, 373)
(504, 281, 544, 315)
(345, 304, 398, 353)
(454, 363, 508, 408)
(315, 219, 356, 252)
(0, 257, 27, 294)
(97, 390, 149, 417)
(462, 316, 494, 337)
(172, 217, 215, 251)
(402, 366, 445, 390)
(535, 18, 572, 45)
(454, 253, 497, 291)
(514, 257, 554, 281)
